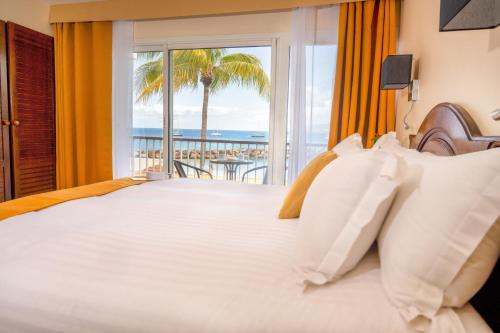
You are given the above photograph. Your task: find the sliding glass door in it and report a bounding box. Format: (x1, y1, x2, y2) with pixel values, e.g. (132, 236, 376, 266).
(132, 38, 288, 185)
(168, 46, 272, 184)
(132, 38, 337, 186)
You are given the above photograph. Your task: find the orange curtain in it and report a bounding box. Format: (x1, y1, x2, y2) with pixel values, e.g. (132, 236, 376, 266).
(54, 22, 113, 189)
(328, 0, 397, 149)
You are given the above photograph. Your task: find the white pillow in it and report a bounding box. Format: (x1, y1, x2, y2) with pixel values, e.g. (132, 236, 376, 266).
(332, 133, 364, 156)
(296, 150, 400, 286)
(375, 133, 500, 306)
(443, 219, 500, 307)
(377, 146, 500, 330)
(372, 132, 398, 150)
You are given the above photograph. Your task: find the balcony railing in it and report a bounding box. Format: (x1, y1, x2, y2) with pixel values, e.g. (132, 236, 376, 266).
(133, 135, 165, 176)
(133, 136, 269, 184)
(133, 136, 328, 185)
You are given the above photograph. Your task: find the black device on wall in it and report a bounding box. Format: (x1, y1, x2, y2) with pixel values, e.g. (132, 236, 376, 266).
(380, 54, 413, 90)
(380, 54, 417, 130)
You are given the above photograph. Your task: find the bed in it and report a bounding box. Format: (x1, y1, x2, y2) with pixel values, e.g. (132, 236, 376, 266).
(0, 103, 498, 333)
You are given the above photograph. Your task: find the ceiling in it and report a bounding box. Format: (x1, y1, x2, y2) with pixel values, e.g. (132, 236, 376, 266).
(49, 0, 349, 22)
(45, 0, 103, 4)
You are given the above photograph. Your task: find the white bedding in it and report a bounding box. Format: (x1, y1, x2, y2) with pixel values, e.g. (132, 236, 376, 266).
(0, 179, 491, 333)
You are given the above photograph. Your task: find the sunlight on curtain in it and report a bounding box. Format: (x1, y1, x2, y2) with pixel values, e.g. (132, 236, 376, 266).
(112, 21, 134, 178)
(287, 6, 339, 185)
(328, 0, 397, 149)
(54, 22, 113, 189)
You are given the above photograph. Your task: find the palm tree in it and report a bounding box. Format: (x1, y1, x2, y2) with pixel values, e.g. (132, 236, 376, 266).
(135, 49, 270, 166)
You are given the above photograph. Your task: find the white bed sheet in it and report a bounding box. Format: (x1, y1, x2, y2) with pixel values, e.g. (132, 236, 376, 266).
(0, 179, 491, 333)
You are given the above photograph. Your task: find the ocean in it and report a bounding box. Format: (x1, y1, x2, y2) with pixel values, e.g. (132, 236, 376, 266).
(133, 128, 270, 160)
(133, 128, 330, 144)
(133, 128, 269, 142)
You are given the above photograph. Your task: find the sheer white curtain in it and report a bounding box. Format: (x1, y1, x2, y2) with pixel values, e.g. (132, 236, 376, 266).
(112, 21, 134, 178)
(287, 6, 338, 184)
(287, 7, 317, 185)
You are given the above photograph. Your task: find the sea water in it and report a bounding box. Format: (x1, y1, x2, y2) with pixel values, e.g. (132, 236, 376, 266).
(133, 128, 269, 154)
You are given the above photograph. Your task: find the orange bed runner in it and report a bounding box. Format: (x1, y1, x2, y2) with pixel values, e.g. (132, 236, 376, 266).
(0, 178, 147, 221)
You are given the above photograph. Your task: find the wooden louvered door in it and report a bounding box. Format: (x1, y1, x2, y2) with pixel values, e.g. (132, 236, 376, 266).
(7, 22, 56, 198)
(0, 21, 11, 202)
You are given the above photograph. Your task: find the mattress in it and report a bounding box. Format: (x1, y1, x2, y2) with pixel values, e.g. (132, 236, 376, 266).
(0, 179, 491, 333)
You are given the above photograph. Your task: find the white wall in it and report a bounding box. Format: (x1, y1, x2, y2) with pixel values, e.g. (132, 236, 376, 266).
(396, 0, 500, 145)
(134, 8, 337, 44)
(0, 0, 52, 36)
(134, 11, 292, 43)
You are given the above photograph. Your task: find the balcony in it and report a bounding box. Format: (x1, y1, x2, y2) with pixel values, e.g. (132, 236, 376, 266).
(133, 136, 269, 184)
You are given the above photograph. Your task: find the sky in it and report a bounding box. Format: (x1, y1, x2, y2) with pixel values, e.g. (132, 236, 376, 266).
(133, 45, 336, 133)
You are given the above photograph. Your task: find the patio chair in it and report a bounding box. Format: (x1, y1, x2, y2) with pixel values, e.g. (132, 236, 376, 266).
(174, 160, 213, 179)
(241, 165, 268, 184)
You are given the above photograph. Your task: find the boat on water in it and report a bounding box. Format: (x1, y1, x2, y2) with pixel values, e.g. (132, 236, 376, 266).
(251, 134, 265, 138)
(210, 131, 223, 136)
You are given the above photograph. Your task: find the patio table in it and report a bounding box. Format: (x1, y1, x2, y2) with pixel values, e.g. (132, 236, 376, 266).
(209, 158, 254, 181)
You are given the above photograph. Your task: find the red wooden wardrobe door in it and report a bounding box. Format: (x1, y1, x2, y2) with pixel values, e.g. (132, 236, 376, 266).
(0, 21, 11, 202)
(7, 22, 56, 198)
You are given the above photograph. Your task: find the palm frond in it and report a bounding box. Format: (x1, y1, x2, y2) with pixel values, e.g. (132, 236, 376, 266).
(136, 75, 163, 102)
(220, 53, 261, 66)
(173, 49, 211, 72)
(134, 58, 164, 103)
(205, 48, 227, 66)
(210, 67, 231, 91)
(136, 51, 162, 62)
(134, 49, 270, 102)
(212, 53, 270, 99)
(172, 62, 199, 92)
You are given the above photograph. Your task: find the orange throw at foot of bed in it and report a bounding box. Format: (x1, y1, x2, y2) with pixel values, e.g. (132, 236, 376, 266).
(0, 178, 147, 221)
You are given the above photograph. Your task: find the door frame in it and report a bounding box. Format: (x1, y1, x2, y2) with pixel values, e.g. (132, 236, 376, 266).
(0, 21, 11, 201)
(135, 32, 290, 185)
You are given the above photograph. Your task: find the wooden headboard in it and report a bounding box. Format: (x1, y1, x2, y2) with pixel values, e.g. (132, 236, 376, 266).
(410, 102, 500, 331)
(410, 103, 500, 154)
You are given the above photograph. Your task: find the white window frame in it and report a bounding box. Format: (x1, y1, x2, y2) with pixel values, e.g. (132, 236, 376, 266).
(134, 32, 290, 185)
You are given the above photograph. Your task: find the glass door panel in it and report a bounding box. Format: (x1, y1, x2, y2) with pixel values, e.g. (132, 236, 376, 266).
(169, 46, 272, 184)
(132, 51, 165, 176)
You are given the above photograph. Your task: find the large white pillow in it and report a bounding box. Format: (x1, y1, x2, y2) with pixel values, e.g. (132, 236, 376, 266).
(443, 220, 500, 307)
(296, 150, 400, 286)
(375, 134, 500, 306)
(376, 145, 500, 330)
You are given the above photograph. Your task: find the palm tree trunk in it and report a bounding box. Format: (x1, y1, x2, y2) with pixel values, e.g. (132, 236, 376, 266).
(200, 83, 210, 168)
